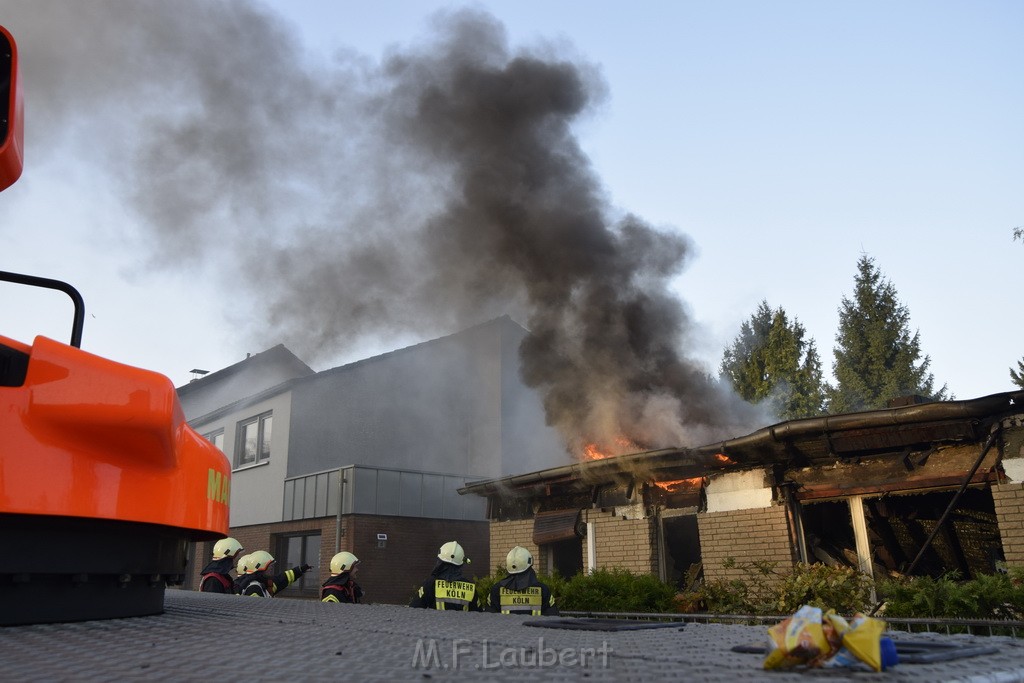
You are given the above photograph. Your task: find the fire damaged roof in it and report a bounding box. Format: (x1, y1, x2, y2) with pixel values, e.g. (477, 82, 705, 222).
(459, 390, 1024, 498)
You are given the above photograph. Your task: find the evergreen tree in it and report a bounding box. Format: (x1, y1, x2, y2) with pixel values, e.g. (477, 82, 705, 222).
(1010, 230, 1022, 389)
(721, 300, 826, 420)
(829, 254, 947, 412)
(1011, 358, 1024, 389)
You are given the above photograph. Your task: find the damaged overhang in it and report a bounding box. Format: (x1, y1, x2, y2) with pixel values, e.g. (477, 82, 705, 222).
(458, 390, 1024, 500)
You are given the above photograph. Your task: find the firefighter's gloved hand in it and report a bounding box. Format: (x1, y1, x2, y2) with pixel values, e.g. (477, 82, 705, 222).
(300, 564, 312, 573)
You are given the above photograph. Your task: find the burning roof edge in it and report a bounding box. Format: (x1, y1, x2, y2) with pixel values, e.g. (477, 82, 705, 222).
(458, 390, 1024, 498)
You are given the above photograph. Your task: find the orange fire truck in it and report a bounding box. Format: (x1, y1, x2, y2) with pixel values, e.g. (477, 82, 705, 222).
(0, 23, 231, 625)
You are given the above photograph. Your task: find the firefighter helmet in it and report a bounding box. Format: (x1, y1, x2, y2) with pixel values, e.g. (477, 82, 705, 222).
(505, 546, 533, 574)
(235, 553, 253, 575)
(330, 551, 359, 575)
(438, 541, 468, 566)
(248, 550, 275, 572)
(212, 537, 243, 560)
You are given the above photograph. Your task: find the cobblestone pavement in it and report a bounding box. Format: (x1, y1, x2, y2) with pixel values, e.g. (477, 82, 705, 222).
(3, 590, 1024, 681)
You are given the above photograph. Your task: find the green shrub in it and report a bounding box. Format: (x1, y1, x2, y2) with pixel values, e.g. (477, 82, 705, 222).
(474, 567, 674, 613)
(775, 562, 874, 615)
(473, 565, 508, 609)
(877, 567, 1024, 620)
(699, 560, 873, 616)
(559, 568, 677, 613)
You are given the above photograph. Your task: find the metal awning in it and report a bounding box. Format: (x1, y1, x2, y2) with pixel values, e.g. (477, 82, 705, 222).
(533, 509, 582, 545)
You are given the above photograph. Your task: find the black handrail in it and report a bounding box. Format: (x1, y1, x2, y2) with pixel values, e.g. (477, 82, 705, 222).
(0, 270, 85, 347)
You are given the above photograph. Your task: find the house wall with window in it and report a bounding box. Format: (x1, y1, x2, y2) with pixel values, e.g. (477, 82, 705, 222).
(190, 389, 296, 528)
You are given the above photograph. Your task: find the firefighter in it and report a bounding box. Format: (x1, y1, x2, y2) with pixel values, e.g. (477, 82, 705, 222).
(233, 553, 253, 594)
(321, 551, 364, 603)
(409, 541, 480, 611)
(237, 550, 311, 597)
(198, 537, 244, 593)
(488, 546, 558, 616)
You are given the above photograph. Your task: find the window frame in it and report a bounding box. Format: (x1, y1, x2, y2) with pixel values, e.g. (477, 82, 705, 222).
(234, 410, 273, 470)
(273, 531, 322, 597)
(202, 428, 225, 453)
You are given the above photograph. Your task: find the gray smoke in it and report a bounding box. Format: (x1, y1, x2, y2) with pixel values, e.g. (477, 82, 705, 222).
(2, 1, 762, 455)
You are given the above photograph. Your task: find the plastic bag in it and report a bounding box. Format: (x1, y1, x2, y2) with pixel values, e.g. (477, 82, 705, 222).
(820, 613, 898, 672)
(763, 605, 833, 669)
(764, 605, 897, 671)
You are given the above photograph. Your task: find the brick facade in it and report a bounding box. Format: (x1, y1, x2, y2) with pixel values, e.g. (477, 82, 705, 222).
(584, 508, 658, 575)
(992, 482, 1024, 568)
(186, 515, 488, 604)
(697, 504, 795, 583)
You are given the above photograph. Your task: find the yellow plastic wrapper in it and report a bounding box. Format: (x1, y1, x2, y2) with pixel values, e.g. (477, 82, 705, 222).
(763, 605, 831, 670)
(823, 613, 889, 672)
(765, 606, 894, 672)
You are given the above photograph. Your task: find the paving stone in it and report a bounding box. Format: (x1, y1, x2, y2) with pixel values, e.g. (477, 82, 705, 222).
(1, 590, 1023, 681)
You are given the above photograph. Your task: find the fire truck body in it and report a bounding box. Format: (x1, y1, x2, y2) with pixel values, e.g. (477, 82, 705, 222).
(0, 23, 231, 625)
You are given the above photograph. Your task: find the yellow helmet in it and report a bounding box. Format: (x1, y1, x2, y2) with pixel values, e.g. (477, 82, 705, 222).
(212, 537, 243, 560)
(235, 554, 253, 574)
(330, 551, 358, 575)
(438, 541, 468, 566)
(505, 546, 533, 574)
(248, 550, 275, 572)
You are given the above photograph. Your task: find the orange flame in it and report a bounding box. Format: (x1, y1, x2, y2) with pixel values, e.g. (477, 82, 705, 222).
(714, 452, 734, 465)
(581, 437, 644, 461)
(654, 477, 704, 492)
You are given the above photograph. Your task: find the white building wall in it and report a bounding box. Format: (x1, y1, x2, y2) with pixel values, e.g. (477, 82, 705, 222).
(192, 391, 293, 527)
(705, 468, 773, 513)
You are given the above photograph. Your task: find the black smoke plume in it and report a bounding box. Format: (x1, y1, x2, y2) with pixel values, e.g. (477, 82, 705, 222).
(3, 1, 761, 455)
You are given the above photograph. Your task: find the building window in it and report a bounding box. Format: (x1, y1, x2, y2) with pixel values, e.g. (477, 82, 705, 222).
(203, 429, 224, 452)
(275, 532, 322, 596)
(235, 411, 272, 469)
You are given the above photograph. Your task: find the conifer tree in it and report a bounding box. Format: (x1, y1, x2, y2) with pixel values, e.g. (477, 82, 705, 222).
(829, 255, 946, 412)
(721, 300, 826, 420)
(1011, 358, 1024, 389)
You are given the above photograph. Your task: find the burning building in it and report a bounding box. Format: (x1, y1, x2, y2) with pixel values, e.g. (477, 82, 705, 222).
(460, 390, 1024, 590)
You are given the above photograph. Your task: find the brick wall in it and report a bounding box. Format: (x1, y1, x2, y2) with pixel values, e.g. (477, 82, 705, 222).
(346, 515, 489, 605)
(698, 504, 794, 583)
(185, 515, 488, 604)
(993, 482, 1024, 569)
(585, 508, 658, 575)
(184, 517, 338, 591)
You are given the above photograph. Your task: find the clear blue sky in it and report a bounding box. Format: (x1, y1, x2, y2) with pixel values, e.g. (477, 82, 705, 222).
(1, 0, 1021, 404)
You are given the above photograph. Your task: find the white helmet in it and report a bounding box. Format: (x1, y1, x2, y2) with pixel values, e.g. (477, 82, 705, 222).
(438, 541, 468, 566)
(505, 546, 533, 574)
(212, 537, 243, 560)
(330, 551, 359, 575)
(236, 554, 253, 575)
(248, 550, 275, 572)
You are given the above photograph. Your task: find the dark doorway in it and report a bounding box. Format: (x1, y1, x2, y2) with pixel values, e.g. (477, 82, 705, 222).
(663, 514, 702, 590)
(548, 538, 583, 578)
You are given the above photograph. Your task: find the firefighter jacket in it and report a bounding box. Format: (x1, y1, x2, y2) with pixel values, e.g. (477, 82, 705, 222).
(198, 557, 236, 593)
(487, 568, 558, 616)
(409, 561, 480, 611)
(238, 565, 308, 597)
(320, 573, 364, 603)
